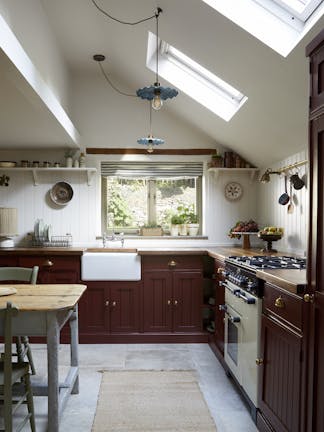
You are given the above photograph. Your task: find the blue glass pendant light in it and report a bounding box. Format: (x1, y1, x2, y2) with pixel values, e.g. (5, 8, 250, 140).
(137, 102, 165, 153)
(136, 7, 178, 110)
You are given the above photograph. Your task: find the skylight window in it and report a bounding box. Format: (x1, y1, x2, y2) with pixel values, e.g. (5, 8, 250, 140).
(202, 0, 324, 57)
(146, 32, 248, 121)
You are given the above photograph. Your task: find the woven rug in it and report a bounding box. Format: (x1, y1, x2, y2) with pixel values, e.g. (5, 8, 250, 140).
(92, 370, 217, 432)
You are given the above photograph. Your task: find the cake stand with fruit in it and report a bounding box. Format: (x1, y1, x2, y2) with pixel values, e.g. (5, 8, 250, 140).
(229, 220, 259, 249)
(258, 227, 284, 252)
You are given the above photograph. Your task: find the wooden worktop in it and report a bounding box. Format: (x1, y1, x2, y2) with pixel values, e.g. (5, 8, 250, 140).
(256, 269, 307, 294)
(0, 245, 306, 292)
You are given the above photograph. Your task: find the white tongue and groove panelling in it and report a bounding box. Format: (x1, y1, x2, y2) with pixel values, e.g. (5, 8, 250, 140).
(257, 150, 308, 256)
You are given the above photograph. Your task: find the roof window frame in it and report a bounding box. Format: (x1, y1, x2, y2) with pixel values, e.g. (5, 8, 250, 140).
(146, 32, 248, 121)
(201, 0, 324, 57)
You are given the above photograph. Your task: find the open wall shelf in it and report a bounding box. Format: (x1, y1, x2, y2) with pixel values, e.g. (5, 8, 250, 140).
(208, 167, 259, 182)
(0, 167, 97, 186)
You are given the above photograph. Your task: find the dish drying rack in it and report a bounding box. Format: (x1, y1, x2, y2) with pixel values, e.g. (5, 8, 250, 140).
(31, 234, 73, 248)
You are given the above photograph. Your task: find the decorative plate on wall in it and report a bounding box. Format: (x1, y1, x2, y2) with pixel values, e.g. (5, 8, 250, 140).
(224, 181, 243, 201)
(50, 182, 74, 206)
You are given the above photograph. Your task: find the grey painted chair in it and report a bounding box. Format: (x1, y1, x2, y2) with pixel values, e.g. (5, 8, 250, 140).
(0, 267, 39, 375)
(0, 302, 36, 432)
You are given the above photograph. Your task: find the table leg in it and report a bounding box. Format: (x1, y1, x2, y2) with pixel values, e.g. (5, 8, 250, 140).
(47, 312, 60, 432)
(69, 305, 79, 394)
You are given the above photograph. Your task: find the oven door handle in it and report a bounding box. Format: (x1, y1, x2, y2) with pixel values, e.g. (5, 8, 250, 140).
(219, 304, 241, 323)
(236, 291, 256, 304)
(220, 281, 240, 295)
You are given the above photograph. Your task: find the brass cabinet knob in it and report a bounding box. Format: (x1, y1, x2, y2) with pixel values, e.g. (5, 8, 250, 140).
(167, 300, 171, 306)
(304, 293, 314, 303)
(112, 301, 116, 307)
(43, 259, 53, 267)
(174, 300, 178, 306)
(256, 358, 264, 365)
(275, 296, 285, 308)
(105, 301, 109, 307)
(217, 267, 225, 274)
(168, 260, 177, 267)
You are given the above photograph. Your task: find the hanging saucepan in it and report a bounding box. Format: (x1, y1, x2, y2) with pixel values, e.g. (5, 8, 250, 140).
(290, 172, 305, 190)
(278, 175, 289, 205)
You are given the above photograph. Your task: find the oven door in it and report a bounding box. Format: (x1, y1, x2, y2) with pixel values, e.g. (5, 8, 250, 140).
(224, 302, 243, 385)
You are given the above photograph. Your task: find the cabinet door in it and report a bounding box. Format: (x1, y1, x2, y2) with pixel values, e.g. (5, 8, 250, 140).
(308, 114, 324, 432)
(109, 282, 140, 333)
(309, 47, 324, 114)
(173, 271, 202, 333)
(78, 281, 109, 334)
(259, 315, 302, 432)
(143, 271, 173, 332)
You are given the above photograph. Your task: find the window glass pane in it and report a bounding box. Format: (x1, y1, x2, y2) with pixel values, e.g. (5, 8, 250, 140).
(155, 178, 198, 229)
(102, 175, 201, 235)
(105, 178, 147, 231)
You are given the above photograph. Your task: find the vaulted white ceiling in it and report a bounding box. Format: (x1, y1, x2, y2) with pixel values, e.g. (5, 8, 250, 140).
(1, 0, 324, 167)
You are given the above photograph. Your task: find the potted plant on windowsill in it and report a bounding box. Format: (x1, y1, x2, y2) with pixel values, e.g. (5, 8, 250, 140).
(176, 204, 200, 236)
(140, 223, 163, 236)
(170, 215, 183, 236)
(187, 212, 199, 236)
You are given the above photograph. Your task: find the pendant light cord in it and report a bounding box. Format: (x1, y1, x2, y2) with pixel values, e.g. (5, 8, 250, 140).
(155, 11, 159, 84)
(91, 0, 161, 26)
(97, 60, 137, 98)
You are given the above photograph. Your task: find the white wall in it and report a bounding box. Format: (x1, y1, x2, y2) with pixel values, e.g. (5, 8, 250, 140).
(71, 73, 217, 151)
(0, 0, 70, 111)
(257, 150, 308, 256)
(0, 149, 260, 247)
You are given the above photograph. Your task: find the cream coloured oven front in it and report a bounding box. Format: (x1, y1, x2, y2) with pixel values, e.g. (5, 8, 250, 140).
(223, 280, 262, 408)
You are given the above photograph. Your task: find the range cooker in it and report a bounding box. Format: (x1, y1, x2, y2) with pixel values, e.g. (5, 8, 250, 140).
(221, 255, 306, 421)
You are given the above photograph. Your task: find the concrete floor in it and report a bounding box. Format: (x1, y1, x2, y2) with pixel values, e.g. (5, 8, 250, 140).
(18, 343, 258, 432)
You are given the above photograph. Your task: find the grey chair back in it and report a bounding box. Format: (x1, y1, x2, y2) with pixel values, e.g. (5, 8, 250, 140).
(0, 266, 39, 284)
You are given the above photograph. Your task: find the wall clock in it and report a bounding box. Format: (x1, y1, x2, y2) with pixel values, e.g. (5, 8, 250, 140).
(224, 182, 243, 201)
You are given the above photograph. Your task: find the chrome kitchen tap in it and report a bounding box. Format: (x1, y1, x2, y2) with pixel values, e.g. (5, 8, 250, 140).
(102, 231, 124, 247)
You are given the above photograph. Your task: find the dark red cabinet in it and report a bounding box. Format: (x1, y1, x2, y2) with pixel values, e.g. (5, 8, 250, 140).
(142, 255, 204, 335)
(78, 281, 141, 340)
(258, 315, 302, 432)
(257, 282, 306, 432)
(213, 258, 225, 355)
(18, 255, 80, 284)
(306, 29, 324, 432)
(143, 271, 173, 332)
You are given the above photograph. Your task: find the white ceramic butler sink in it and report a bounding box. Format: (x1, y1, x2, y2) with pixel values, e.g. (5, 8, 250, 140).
(81, 252, 141, 281)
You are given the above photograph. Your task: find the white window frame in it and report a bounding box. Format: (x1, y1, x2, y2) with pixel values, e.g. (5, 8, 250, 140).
(201, 0, 324, 57)
(146, 33, 248, 121)
(101, 176, 203, 235)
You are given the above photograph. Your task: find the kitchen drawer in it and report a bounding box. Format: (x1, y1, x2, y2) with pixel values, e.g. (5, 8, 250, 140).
(19, 255, 80, 271)
(142, 255, 203, 271)
(263, 282, 303, 332)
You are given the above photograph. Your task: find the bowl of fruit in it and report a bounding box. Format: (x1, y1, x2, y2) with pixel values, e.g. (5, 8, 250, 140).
(258, 227, 284, 252)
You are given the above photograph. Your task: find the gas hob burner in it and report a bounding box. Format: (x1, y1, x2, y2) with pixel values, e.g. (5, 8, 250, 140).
(227, 255, 306, 270)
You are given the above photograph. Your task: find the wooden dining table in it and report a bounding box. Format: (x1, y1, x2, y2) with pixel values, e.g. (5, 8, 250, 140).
(0, 283, 87, 432)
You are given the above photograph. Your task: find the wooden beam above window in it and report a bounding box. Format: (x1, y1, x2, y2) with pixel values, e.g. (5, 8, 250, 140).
(86, 148, 216, 155)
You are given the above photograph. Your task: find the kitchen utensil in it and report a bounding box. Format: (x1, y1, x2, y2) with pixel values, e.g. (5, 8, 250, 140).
(278, 175, 289, 205)
(50, 181, 74, 206)
(288, 182, 294, 214)
(290, 173, 305, 190)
